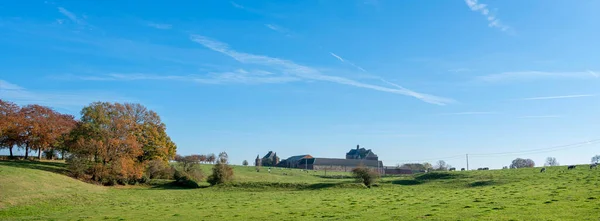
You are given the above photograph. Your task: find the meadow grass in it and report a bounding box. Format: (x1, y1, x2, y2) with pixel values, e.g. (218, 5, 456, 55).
(1, 161, 599, 220)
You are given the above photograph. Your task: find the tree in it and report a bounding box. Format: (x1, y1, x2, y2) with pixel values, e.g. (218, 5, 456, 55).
(591, 155, 600, 164)
(242, 160, 249, 166)
(218, 152, 228, 164)
(510, 158, 535, 169)
(65, 102, 176, 185)
(423, 162, 433, 171)
(351, 165, 379, 187)
(199, 155, 207, 164)
(434, 160, 448, 171)
(207, 153, 216, 164)
(207, 154, 234, 185)
(544, 157, 559, 166)
(0, 100, 22, 158)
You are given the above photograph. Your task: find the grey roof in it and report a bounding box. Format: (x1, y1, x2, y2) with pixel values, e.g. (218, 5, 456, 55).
(263, 151, 276, 159)
(312, 158, 382, 167)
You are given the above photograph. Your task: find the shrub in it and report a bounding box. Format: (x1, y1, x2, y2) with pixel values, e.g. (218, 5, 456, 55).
(145, 160, 174, 179)
(173, 166, 204, 188)
(351, 166, 379, 187)
(207, 162, 234, 185)
(66, 154, 90, 178)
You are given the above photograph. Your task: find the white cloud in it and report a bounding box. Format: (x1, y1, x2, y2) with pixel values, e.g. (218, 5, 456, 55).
(230, 1, 245, 9)
(0, 79, 130, 110)
(520, 94, 595, 101)
(448, 68, 471, 73)
(147, 23, 172, 30)
(476, 71, 599, 82)
(191, 35, 453, 105)
(330, 52, 345, 62)
(464, 0, 512, 33)
(519, 115, 561, 119)
(265, 24, 280, 31)
(438, 112, 498, 116)
(57, 7, 84, 24)
(195, 69, 299, 84)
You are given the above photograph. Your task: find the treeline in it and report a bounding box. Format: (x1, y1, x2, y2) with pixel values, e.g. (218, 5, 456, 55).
(0, 100, 76, 159)
(1, 99, 234, 187)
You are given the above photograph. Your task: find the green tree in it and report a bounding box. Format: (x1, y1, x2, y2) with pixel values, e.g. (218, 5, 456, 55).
(207, 152, 234, 185)
(242, 160, 249, 166)
(351, 165, 379, 187)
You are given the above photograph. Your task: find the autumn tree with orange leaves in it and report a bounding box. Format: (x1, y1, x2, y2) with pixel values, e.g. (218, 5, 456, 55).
(66, 102, 176, 185)
(0, 100, 22, 158)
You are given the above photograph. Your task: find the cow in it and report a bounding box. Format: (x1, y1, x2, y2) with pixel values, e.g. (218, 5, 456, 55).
(449, 167, 456, 171)
(590, 163, 598, 169)
(461, 168, 465, 171)
(567, 165, 576, 170)
(540, 167, 546, 173)
(483, 167, 489, 170)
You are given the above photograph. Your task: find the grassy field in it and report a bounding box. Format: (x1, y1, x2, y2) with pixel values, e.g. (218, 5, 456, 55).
(1, 161, 599, 220)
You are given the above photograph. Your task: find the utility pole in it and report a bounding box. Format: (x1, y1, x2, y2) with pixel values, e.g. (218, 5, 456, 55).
(466, 154, 469, 171)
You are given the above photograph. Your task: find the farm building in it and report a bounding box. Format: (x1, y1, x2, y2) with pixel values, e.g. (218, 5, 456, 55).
(346, 145, 379, 161)
(278, 154, 313, 168)
(298, 158, 383, 173)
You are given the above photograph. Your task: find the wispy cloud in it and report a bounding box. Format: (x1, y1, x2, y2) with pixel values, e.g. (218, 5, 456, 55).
(190, 35, 453, 105)
(448, 68, 471, 73)
(57, 7, 84, 24)
(520, 94, 596, 101)
(476, 71, 599, 82)
(0, 79, 130, 110)
(464, 0, 512, 33)
(147, 22, 172, 30)
(58, 70, 299, 85)
(329, 52, 368, 73)
(230, 1, 245, 9)
(438, 112, 498, 116)
(518, 115, 561, 119)
(588, 70, 599, 78)
(195, 69, 299, 84)
(265, 24, 280, 31)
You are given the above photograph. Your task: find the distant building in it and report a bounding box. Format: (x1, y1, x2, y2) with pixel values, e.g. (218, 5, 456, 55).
(299, 158, 383, 173)
(261, 151, 280, 166)
(346, 145, 378, 161)
(383, 167, 414, 175)
(254, 155, 261, 166)
(279, 154, 313, 168)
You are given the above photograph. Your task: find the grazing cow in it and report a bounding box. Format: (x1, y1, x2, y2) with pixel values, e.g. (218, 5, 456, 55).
(567, 165, 576, 170)
(449, 168, 456, 171)
(590, 164, 598, 169)
(540, 167, 546, 173)
(461, 168, 465, 171)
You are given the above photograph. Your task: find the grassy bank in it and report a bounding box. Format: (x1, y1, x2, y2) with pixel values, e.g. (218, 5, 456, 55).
(1, 160, 599, 220)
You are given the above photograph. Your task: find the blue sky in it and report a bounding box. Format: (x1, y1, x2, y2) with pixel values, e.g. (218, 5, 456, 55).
(1, 0, 600, 169)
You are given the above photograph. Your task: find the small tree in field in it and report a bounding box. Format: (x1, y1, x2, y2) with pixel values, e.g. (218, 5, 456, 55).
(242, 160, 249, 166)
(591, 155, 600, 164)
(351, 165, 379, 187)
(207, 152, 234, 185)
(545, 157, 559, 166)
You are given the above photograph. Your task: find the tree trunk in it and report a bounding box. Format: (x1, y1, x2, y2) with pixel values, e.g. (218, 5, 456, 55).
(38, 149, 42, 160)
(24, 145, 29, 159)
(9, 147, 13, 158)
(61, 150, 66, 160)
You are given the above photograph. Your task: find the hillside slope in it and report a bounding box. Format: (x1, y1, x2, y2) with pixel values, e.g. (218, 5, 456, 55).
(1, 161, 599, 220)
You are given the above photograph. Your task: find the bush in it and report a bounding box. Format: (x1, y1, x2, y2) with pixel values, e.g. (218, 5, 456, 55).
(145, 160, 174, 179)
(207, 162, 234, 185)
(66, 154, 90, 178)
(351, 166, 379, 187)
(173, 166, 204, 188)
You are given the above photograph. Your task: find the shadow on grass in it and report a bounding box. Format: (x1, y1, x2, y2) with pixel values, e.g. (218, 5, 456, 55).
(468, 180, 496, 187)
(0, 160, 69, 175)
(149, 181, 211, 190)
(415, 172, 461, 181)
(392, 180, 423, 185)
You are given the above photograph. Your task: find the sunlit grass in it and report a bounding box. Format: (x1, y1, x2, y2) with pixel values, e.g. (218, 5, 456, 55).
(1, 161, 599, 220)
